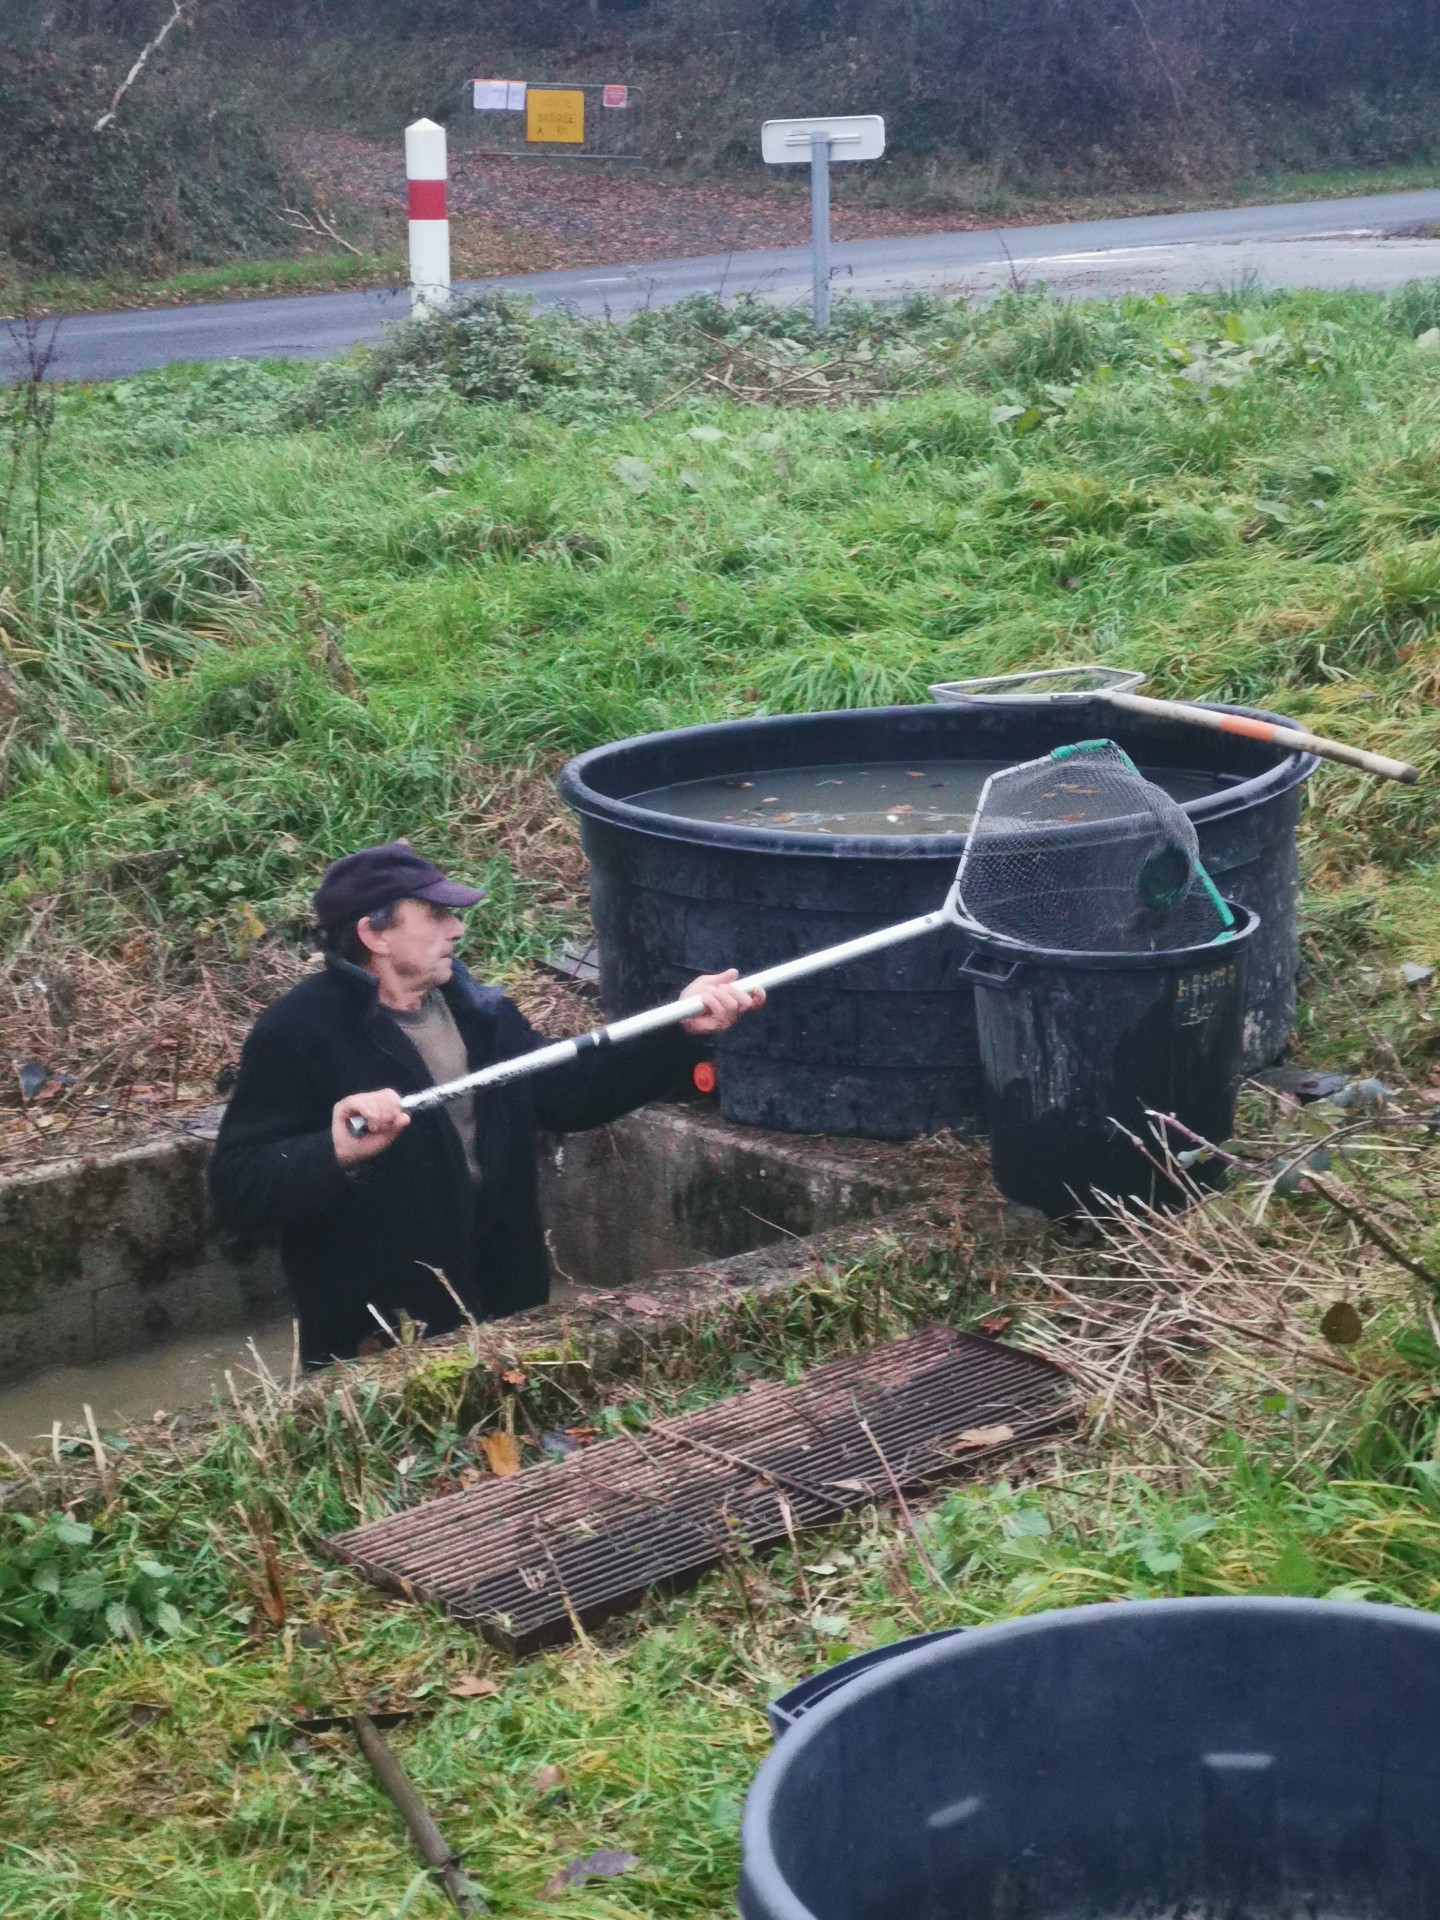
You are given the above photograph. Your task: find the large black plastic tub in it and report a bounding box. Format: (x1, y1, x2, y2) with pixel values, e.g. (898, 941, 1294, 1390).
(559, 702, 1315, 1140)
(967, 905, 1258, 1216)
(739, 1598, 1440, 1920)
(766, 1630, 964, 1741)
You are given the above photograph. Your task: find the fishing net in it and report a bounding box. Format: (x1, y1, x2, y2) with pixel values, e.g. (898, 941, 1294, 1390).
(952, 740, 1235, 954)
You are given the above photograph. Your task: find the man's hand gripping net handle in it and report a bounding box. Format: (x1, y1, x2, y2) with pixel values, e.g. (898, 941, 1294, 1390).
(346, 886, 966, 1137)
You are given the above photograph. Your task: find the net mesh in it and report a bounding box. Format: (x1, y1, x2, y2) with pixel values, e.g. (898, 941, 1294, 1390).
(954, 740, 1233, 953)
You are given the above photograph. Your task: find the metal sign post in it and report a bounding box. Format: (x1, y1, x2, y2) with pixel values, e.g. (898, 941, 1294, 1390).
(809, 131, 832, 330)
(761, 114, 885, 330)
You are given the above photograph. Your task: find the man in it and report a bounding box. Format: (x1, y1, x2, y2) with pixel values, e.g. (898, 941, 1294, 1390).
(208, 842, 761, 1367)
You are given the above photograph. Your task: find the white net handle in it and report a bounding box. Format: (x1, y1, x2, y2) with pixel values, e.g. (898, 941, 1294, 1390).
(930, 666, 1145, 702)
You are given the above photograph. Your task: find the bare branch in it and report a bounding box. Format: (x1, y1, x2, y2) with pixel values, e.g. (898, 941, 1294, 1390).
(94, 0, 197, 135)
(1127, 0, 1188, 119)
(281, 205, 363, 258)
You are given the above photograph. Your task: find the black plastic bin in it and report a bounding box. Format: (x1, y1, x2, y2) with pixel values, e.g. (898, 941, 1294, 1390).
(739, 1597, 1440, 1920)
(964, 904, 1259, 1217)
(559, 704, 1313, 1139)
(767, 1631, 964, 1741)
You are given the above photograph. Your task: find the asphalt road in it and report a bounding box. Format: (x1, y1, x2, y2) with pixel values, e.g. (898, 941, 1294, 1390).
(12, 185, 1440, 386)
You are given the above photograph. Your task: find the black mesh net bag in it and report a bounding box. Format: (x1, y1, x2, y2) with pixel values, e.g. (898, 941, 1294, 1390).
(952, 740, 1235, 954)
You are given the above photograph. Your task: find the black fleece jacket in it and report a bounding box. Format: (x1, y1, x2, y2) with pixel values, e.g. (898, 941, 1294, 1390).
(207, 956, 704, 1366)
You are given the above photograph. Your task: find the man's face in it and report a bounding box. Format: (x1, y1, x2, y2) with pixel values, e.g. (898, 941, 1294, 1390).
(364, 898, 465, 990)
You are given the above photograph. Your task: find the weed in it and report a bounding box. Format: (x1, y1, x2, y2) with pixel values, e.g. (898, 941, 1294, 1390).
(0, 1509, 187, 1666)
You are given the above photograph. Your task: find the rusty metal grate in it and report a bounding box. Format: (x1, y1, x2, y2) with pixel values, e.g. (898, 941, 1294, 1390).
(328, 1327, 1075, 1653)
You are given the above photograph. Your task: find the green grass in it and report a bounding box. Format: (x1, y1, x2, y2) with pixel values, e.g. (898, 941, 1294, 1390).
(2, 1128, 1440, 1918)
(5, 260, 1440, 1920)
(1230, 157, 1440, 207)
(8, 251, 409, 318)
(3, 284, 1440, 1038)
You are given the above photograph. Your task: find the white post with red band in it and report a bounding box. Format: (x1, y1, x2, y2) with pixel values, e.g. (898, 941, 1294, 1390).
(405, 118, 450, 316)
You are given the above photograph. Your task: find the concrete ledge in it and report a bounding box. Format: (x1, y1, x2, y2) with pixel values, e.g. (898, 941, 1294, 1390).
(1, 1198, 984, 1512)
(0, 1137, 285, 1388)
(0, 1103, 977, 1391)
(540, 1103, 939, 1288)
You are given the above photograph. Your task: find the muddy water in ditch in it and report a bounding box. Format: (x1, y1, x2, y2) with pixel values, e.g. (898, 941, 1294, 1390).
(0, 1278, 593, 1453)
(0, 1320, 296, 1453)
(630, 759, 1236, 837)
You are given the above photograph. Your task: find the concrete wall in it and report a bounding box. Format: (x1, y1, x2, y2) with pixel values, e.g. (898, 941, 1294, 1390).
(540, 1105, 920, 1290)
(0, 1106, 933, 1389)
(0, 1138, 286, 1388)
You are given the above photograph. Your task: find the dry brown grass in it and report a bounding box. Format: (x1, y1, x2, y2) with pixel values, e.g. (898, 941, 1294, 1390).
(1012, 1095, 1440, 1487)
(0, 937, 314, 1169)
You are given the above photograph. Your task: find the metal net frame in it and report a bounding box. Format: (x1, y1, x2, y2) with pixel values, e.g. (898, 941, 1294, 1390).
(930, 665, 1144, 703)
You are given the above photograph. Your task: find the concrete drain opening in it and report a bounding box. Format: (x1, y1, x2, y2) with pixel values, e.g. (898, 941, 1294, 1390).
(328, 1327, 1076, 1653)
(0, 1103, 981, 1451)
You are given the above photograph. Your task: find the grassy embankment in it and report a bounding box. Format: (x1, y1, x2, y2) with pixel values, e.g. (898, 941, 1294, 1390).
(1, 282, 1439, 1914)
(3, 283, 1438, 1048)
(1, 1126, 1438, 1920)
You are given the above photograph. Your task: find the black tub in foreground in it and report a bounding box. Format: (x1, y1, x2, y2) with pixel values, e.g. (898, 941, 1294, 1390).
(560, 703, 1313, 1138)
(739, 1598, 1440, 1920)
(766, 1630, 964, 1741)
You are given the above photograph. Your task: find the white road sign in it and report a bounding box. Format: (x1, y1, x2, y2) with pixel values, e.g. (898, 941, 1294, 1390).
(473, 79, 526, 111)
(761, 115, 885, 164)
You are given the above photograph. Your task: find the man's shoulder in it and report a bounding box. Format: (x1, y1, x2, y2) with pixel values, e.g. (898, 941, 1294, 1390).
(250, 966, 354, 1041)
(447, 963, 511, 1023)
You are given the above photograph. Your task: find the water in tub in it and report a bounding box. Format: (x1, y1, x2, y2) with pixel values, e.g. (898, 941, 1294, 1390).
(630, 760, 1235, 836)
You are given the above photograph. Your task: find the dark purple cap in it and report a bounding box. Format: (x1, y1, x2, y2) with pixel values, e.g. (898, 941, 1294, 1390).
(313, 841, 485, 935)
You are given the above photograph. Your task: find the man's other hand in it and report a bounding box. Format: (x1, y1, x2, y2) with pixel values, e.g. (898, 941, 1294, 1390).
(679, 968, 765, 1035)
(333, 1089, 410, 1166)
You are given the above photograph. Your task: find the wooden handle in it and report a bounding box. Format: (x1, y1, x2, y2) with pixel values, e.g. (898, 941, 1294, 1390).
(1109, 690, 1418, 785)
(353, 1714, 483, 1914)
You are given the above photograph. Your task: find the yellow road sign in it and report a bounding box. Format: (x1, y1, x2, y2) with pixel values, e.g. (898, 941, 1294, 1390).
(526, 88, 585, 145)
